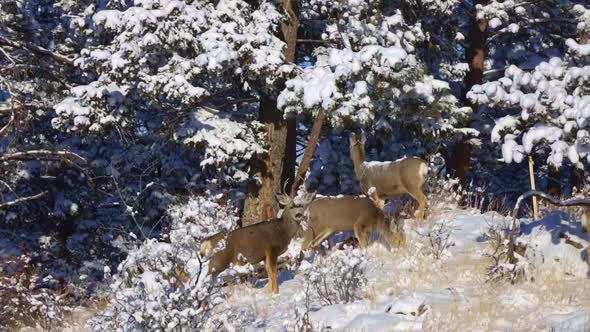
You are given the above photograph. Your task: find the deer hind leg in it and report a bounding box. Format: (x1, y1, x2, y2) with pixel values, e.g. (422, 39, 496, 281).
(265, 248, 279, 294)
(407, 188, 427, 222)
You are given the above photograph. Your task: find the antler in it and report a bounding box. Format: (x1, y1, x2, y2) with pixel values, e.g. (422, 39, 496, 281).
(276, 180, 294, 207)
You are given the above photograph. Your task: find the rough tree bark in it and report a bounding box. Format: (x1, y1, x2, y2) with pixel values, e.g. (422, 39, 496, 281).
(241, 0, 299, 225)
(448, 1, 488, 183)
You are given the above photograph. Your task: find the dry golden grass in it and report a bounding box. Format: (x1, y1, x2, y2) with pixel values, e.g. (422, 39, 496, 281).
(364, 207, 590, 331)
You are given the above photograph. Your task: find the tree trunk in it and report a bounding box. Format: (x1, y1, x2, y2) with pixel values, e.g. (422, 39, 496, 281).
(241, 0, 299, 225)
(547, 166, 561, 197)
(280, 0, 299, 64)
(571, 167, 586, 191)
(448, 1, 487, 183)
(242, 96, 296, 225)
(463, 9, 487, 92)
(290, 110, 325, 198)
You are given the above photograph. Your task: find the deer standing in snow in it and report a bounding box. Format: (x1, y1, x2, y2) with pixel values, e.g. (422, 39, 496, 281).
(301, 193, 405, 251)
(199, 189, 315, 294)
(349, 131, 428, 221)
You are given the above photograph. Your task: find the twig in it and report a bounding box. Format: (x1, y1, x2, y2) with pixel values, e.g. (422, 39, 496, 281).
(0, 191, 48, 209)
(0, 35, 74, 65)
(296, 39, 334, 44)
(0, 179, 15, 194)
(0, 46, 15, 64)
(0, 149, 87, 163)
(0, 111, 14, 137)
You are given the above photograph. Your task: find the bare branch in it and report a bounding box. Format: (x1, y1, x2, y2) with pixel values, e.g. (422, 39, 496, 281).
(0, 111, 14, 137)
(0, 35, 74, 65)
(0, 191, 48, 210)
(296, 39, 334, 44)
(507, 190, 590, 263)
(0, 46, 15, 64)
(0, 150, 87, 164)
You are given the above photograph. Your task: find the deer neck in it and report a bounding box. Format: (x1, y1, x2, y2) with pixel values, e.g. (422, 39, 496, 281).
(282, 207, 301, 239)
(350, 146, 366, 181)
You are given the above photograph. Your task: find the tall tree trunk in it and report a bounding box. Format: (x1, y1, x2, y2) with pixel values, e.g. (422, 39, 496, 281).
(280, 0, 299, 64)
(448, 1, 487, 183)
(241, 0, 299, 225)
(242, 96, 295, 224)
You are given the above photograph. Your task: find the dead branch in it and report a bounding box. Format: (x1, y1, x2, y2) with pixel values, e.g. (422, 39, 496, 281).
(0, 46, 15, 64)
(0, 111, 14, 137)
(0, 150, 87, 164)
(0, 35, 74, 65)
(507, 190, 590, 263)
(296, 39, 334, 44)
(290, 110, 325, 198)
(0, 191, 48, 210)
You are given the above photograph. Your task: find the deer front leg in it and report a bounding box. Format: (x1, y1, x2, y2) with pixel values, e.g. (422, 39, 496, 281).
(301, 226, 317, 251)
(265, 248, 279, 294)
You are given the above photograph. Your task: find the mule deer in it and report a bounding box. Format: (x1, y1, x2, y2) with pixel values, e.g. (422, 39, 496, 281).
(199, 190, 315, 294)
(349, 131, 428, 221)
(301, 194, 405, 251)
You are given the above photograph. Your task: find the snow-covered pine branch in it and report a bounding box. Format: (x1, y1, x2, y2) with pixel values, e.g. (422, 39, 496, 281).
(278, 4, 473, 142)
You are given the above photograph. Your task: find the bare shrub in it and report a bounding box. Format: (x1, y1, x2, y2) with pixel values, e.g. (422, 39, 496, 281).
(301, 245, 367, 305)
(482, 216, 529, 284)
(417, 222, 455, 260)
(286, 282, 315, 332)
(427, 175, 466, 211)
(0, 254, 75, 332)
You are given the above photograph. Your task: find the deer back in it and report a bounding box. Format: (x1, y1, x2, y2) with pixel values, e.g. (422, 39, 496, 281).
(360, 157, 427, 197)
(307, 196, 386, 234)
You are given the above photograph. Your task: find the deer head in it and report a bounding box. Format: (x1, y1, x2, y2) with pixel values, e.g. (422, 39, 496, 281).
(275, 183, 316, 226)
(349, 130, 367, 162)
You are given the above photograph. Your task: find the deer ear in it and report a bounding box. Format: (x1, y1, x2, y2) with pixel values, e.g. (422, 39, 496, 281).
(360, 130, 367, 145)
(302, 191, 317, 205)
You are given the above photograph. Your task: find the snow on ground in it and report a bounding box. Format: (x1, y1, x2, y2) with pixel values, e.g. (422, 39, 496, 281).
(214, 209, 590, 331)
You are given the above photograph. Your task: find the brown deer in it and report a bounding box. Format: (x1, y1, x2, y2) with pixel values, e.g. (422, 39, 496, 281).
(199, 190, 316, 294)
(349, 131, 428, 221)
(301, 194, 405, 250)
